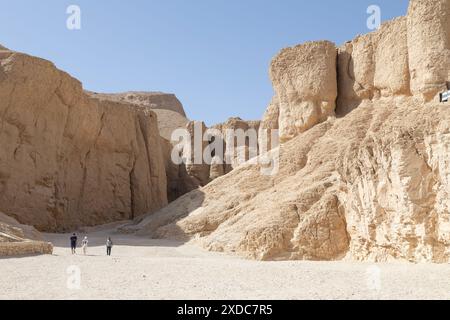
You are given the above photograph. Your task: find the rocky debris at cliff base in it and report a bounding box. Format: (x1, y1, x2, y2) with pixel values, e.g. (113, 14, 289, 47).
(0, 213, 53, 257)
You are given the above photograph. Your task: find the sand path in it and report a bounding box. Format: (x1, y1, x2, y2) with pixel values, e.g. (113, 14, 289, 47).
(1, 229, 450, 300)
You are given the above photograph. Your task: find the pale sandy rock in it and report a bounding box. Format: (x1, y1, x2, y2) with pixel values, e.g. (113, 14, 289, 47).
(213, 117, 260, 173)
(0, 50, 168, 232)
(270, 41, 337, 142)
(0, 241, 53, 257)
(337, 18, 410, 115)
(183, 121, 211, 186)
(258, 97, 279, 153)
(373, 18, 411, 98)
(407, 0, 450, 101)
(88, 91, 187, 117)
(88, 92, 190, 202)
(108, 0, 450, 263)
(87, 92, 189, 141)
(128, 98, 450, 263)
(153, 109, 190, 141)
(209, 156, 225, 180)
(339, 35, 376, 104)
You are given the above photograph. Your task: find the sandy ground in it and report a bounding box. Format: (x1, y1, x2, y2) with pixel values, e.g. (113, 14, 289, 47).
(1, 229, 450, 300)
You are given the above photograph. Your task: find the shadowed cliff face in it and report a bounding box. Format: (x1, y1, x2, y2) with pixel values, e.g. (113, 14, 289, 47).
(0, 48, 168, 232)
(129, 0, 450, 263)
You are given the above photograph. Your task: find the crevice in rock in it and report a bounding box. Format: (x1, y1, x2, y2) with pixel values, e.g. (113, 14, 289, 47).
(129, 158, 137, 220)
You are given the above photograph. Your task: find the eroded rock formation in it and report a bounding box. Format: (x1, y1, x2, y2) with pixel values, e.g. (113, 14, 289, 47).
(87, 92, 189, 141)
(0, 212, 53, 257)
(88, 92, 187, 117)
(0, 48, 168, 232)
(270, 41, 337, 143)
(126, 0, 450, 263)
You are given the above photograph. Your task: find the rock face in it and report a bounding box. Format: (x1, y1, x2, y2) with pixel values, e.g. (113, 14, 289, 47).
(212, 118, 261, 175)
(160, 137, 202, 202)
(126, 0, 450, 263)
(337, 0, 450, 115)
(337, 17, 411, 115)
(87, 92, 190, 141)
(183, 121, 211, 186)
(128, 98, 450, 263)
(86, 92, 190, 202)
(0, 48, 168, 232)
(270, 41, 337, 143)
(258, 97, 279, 153)
(407, 0, 450, 101)
(88, 92, 187, 117)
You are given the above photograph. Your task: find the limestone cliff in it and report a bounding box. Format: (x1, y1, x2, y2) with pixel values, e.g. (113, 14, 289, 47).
(269, 41, 337, 143)
(127, 0, 450, 263)
(0, 48, 168, 232)
(87, 92, 189, 141)
(88, 91, 187, 117)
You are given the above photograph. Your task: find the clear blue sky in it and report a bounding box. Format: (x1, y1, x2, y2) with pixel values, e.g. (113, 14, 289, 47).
(0, 0, 409, 126)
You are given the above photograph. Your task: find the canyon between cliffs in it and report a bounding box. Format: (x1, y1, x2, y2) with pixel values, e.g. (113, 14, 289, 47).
(2, 0, 450, 267)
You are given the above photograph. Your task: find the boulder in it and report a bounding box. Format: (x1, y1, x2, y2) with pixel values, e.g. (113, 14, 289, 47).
(270, 41, 337, 142)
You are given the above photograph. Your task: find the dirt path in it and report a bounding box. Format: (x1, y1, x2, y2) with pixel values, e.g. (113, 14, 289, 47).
(1, 230, 450, 300)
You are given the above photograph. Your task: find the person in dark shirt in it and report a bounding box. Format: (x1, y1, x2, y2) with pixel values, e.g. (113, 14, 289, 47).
(70, 233, 78, 254)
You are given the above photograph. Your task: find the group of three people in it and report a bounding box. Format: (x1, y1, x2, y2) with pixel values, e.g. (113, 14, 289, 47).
(70, 234, 114, 256)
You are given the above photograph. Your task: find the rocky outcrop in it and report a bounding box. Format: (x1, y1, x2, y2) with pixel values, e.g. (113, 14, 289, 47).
(212, 118, 261, 175)
(125, 0, 450, 263)
(407, 0, 450, 101)
(160, 137, 202, 202)
(0, 213, 53, 257)
(87, 92, 190, 141)
(0, 47, 168, 232)
(127, 98, 450, 263)
(270, 41, 337, 143)
(265, 0, 450, 141)
(337, 0, 450, 115)
(258, 97, 279, 153)
(337, 17, 411, 115)
(159, 117, 263, 201)
(183, 121, 211, 186)
(88, 92, 187, 117)
(86, 92, 190, 202)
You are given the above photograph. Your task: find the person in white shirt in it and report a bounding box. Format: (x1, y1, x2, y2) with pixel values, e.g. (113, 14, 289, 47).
(81, 236, 89, 255)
